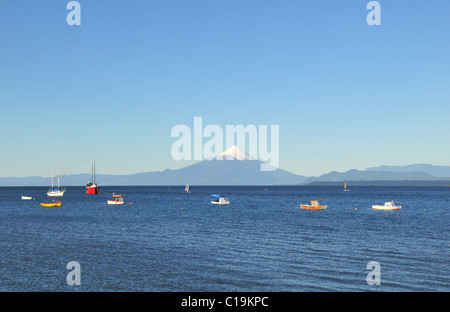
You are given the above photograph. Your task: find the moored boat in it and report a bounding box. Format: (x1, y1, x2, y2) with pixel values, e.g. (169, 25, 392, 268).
(372, 201, 401, 211)
(86, 161, 100, 194)
(21, 196, 33, 200)
(47, 161, 66, 197)
(86, 183, 100, 194)
(211, 194, 229, 205)
(107, 197, 124, 205)
(40, 201, 61, 207)
(300, 200, 327, 210)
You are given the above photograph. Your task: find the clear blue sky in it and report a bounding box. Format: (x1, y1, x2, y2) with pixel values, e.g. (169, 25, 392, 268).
(1, 0, 449, 177)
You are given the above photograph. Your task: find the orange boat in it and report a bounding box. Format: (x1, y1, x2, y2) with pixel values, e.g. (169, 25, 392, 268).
(40, 201, 62, 207)
(112, 193, 124, 197)
(300, 200, 327, 210)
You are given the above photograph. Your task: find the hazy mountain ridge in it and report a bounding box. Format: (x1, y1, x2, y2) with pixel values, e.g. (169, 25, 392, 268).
(304, 169, 439, 183)
(366, 164, 450, 178)
(0, 149, 449, 187)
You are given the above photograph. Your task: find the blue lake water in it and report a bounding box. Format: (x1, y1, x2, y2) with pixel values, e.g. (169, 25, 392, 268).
(0, 185, 448, 292)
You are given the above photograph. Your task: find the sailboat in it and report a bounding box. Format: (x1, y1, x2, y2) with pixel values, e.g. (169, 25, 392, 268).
(86, 161, 100, 194)
(344, 181, 350, 192)
(47, 161, 66, 197)
(184, 183, 191, 194)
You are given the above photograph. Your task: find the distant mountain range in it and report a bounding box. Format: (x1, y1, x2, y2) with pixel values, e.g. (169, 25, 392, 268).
(0, 147, 449, 186)
(0, 147, 307, 186)
(366, 164, 450, 178)
(303, 169, 438, 184)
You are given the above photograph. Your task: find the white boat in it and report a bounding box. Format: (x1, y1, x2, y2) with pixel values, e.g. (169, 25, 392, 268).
(372, 201, 401, 211)
(47, 161, 66, 197)
(211, 194, 229, 205)
(107, 197, 124, 205)
(21, 196, 33, 200)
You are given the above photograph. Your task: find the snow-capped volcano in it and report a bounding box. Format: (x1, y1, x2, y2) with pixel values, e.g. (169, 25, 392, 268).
(215, 145, 253, 160)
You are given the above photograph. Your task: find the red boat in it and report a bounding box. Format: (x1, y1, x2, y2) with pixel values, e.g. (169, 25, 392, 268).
(86, 183, 100, 194)
(300, 201, 327, 210)
(86, 161, 100, 194)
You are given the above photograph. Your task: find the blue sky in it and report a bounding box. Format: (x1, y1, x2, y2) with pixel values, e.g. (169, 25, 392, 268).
(1, 0, 449, 177)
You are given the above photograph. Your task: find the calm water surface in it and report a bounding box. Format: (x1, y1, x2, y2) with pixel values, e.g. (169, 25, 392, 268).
(0, 185, 448, 291)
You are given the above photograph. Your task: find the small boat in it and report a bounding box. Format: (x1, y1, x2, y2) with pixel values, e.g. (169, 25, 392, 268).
(211, 194, 229, 205)
(40, 201, 61, 207)
(112, 193, 124, 197)
(300, 200, 327, 210)
(107, 197, 124, 205)
(21, 196, 33, 200)
(47, 162, 66, 197)
(86, 161, 100, 194)
(372, 201, 401, 211)
(184, 183, 191, 194)
(344, 181, 350, 192)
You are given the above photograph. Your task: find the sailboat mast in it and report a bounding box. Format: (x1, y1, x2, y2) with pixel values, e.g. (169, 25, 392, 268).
(51, 168, 54, 188)
(94, 160, 96, 185)
(57, 161, 60, 188)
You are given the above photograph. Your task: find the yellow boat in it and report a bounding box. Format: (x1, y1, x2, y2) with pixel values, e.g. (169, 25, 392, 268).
(40, 201, 61, 207)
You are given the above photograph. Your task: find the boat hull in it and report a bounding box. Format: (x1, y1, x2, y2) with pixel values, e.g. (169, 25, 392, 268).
(107, 200, 124, 205)
(47, 190, 65, 197)
(86, 185, 100, 194)
(300, 205, 327, 210)
(40, 201, 61, 207)
(372, 205, 401, 211)
(21, 196, 33, 200)
(211, 201, 229, 205)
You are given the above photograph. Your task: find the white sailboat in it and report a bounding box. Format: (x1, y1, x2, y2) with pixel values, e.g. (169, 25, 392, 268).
(47, 161, 66, 197)
(185, 183, 191, 194)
